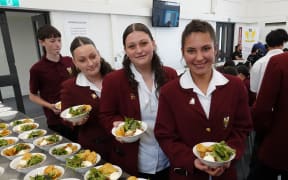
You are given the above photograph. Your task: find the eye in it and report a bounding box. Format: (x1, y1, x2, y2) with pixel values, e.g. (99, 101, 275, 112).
(139, 41, 149, 47)
(203, 46, 212, 52)
(186, 48, 196, 54)
(127, 44, 136, 49)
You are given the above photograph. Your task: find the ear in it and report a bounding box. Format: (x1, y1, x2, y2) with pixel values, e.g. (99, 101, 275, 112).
(38, 39, 45, 47)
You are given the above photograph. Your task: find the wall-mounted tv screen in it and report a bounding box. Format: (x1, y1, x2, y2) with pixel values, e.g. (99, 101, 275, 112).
(152, 0, 180, 27)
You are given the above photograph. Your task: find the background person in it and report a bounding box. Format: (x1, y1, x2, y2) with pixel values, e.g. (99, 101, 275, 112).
(231, 43, 244, 60)
(154, 19, 252, 180)
(29, 25, 75, 139)
(99, 23, 177, 179)
(61, 36, 113, 160)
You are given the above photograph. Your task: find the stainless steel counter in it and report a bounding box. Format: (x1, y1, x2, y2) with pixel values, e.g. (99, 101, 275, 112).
(0, 110, 129, 180)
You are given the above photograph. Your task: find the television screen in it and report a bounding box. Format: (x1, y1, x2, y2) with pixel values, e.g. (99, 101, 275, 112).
(152, 0, 180, 27)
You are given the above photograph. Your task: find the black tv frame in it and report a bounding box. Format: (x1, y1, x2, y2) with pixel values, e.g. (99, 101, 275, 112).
(152, 0, 180, 27)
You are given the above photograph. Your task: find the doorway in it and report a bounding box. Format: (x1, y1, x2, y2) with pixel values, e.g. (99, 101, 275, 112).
(216, 22, 235, 62)
(0, 9, 49, 113)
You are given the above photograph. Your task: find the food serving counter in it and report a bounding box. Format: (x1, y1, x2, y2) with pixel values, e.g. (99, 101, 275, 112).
(0, 106, 130, 180)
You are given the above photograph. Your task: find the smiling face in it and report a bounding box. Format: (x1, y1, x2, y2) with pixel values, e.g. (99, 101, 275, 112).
(182, 32, 217, 80)
(124, 31, 156, 69)
(72, 44, 101, 79)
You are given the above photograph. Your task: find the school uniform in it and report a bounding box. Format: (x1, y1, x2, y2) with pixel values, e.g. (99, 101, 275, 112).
(154, 69, 253, 180)
(29, 55, 74, 133)
(250, 52, 288, 179)
(99, 66, 177, 176)
(61, 73, 112, 160)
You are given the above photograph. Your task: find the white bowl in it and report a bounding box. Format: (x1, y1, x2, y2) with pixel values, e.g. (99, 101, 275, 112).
(60, 105, 92, 123)
(84, 164, 122, 180)
(66, 151, 101, 174)
(111, 121, 147, 143)
(12, 122, 39, 134)
(10, 118, 34, 127)
(23, 165, 65, 180)
(18, 129, 47, 143)
(49, 142, 81, 162)
(10, 153, 47, 173)
(0, 129, 12, 137)
(33, 134, 63, 151)
(0, 110, 18, 121)
(192, 142, 236, 168)
(0, 107, 12, 113)
(0, 122, 9, 130)
(0, 136, 19, 150)
(1, 142, 35, 160)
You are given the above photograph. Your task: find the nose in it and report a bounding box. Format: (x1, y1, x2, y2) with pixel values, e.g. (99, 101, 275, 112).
(87, 58, 94, 66)
(195, 51, 204, 60)
(135, 45, 142, 53)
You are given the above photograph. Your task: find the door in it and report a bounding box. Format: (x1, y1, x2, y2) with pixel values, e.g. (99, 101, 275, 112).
(31, 13, 50, 59)
(216, 22, 235, 62)
(0, 11, 25, 112)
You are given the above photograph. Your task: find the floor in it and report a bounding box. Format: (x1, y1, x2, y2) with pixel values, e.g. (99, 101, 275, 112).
(1, 95, 253, 180)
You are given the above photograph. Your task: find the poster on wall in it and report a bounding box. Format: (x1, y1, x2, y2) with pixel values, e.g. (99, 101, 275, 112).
(0, 0, 19, 7)
(241, 26, 259, 59)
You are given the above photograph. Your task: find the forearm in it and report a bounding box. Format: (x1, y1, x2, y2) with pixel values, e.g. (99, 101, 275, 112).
(29, 93, 53, 109)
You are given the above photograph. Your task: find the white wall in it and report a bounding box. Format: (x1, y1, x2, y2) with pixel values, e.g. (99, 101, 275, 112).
(0, 12, 39, 98)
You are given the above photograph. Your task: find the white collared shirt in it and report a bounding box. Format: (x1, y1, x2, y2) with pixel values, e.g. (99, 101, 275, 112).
(130, 64, 169, 174)
(250, 49, 283, 94)
(180, 68, 229, 118)
(76, 72, 101, 97)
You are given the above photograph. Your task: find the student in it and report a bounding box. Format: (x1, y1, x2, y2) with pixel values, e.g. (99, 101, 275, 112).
(154, 19, 252, 180)
(231, 44, 244, 60)
(60, 36, 113, 160)
(248, 52, 288, 180)
(29, 25, 74, 139)
(99, 23, 177, 179)
(250, 29, 288, 95)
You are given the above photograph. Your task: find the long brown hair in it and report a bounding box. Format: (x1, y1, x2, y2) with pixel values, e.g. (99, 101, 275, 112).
(122, 23, 167, 93)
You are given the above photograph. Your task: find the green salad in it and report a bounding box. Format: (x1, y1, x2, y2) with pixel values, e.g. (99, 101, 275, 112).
(87, 168, 107, 180)
(45, 134, 60, 143)
(29, 175, 53, 180)
(0, 139, 8, 147)
(24, 154, 44, 168)
(27, 130, 44, 139)
(210, 141, 236, 162)
(123, 117, 141, 132)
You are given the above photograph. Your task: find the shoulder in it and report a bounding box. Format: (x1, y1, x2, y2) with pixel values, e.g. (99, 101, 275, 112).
(105, 69, 125, 79)
(160, 77, 180, 94)
(60, 56, 73, 64)
(270, 52, 288, 63)
(163, 66, 178, 79)
(62, 77, 77, 88)
(30, 59, 45, 72)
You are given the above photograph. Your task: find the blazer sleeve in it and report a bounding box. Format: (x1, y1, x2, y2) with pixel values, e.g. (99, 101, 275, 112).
(253, 58, 281, 135)
(99, 73, 124, 134)
(155, 84, 196, 174)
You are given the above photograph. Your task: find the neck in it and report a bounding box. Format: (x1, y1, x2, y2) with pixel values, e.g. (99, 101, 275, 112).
(46, 54, 60, 62)
(190, 69, 212, 95)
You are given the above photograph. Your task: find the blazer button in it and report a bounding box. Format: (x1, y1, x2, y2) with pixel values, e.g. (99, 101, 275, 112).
(206, 128, 211, 132)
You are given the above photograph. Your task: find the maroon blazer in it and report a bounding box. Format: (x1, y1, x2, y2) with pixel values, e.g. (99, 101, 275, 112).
(253, 52, 288, 170)
(99, 67, 177, 175)
(61, 77, 112, 160)
(154, 74, 252, 180)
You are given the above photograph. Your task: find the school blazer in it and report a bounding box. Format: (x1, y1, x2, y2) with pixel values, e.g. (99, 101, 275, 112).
(61, 77, 112, 160)
(155, 74, 253, 180)
(99, 67, 177, 175)
(253, 52, 288, 170)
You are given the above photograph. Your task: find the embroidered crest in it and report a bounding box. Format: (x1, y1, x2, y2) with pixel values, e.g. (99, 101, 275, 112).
(130, 93, 136, 100)
(91, 93, 97, 99)
(189, 98, 195, 105)
(223, 116, 230, 128)
(66, 67, 72, 75)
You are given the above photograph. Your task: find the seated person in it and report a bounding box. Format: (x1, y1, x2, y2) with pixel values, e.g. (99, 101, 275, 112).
(231, 44, 244, 60)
